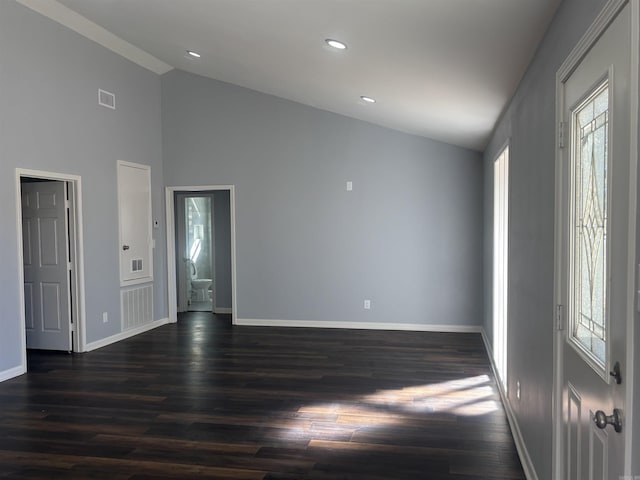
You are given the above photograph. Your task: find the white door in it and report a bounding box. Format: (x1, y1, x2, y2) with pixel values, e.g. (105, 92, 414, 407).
(117, 161, 153, 285)
(22, 181, 72, 351)
(556, 5, 632, 479)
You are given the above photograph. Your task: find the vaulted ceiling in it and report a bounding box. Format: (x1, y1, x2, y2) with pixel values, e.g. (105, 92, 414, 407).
(21, 0, 562, 151)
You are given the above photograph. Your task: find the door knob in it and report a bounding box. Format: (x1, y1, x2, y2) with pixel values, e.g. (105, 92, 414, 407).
(593, 409, 622, 433)
(122, 245, 130, 251)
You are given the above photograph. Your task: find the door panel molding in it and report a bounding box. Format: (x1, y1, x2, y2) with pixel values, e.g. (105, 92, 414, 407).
(567, 382, 582, 480)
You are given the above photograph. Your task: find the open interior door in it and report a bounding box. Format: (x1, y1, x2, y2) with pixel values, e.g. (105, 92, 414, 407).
(22, 180, 72, 351)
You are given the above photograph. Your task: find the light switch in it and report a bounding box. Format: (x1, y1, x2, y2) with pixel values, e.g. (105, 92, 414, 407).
(346, 181, 353, 191)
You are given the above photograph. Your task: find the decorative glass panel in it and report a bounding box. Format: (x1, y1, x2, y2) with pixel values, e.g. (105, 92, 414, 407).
(570, 83, 608, 366)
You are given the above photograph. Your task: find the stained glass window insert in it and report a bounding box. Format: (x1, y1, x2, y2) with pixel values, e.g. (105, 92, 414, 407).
(570, 82, 608, 366)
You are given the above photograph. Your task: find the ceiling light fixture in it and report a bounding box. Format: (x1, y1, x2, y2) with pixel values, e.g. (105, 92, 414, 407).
(325, 39, 347, 50)
(186, 50, 201, 58)
(361, 96, 376, 103)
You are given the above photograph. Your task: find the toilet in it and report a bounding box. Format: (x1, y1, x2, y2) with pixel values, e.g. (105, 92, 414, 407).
(189, 261, 212, 301)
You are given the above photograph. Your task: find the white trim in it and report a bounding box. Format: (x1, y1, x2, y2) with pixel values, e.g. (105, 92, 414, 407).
(15, 172, 29, 372)
(84, 317, 169, 352)
(492, 143, 509, 390)
(624, 0, 639, 473)
(236, 318, 482, 333)
(481, 329, 539, 480)
(165, 188, 178, 320)
(214, 307, 233, 315)
(0, 365, 26, 383)
(556, 0, 627, 84)
(553, 1, 637, 477)
(165, 185, 238, 326)
(15, 168, 88, 359)
(15, 0, 172, 75)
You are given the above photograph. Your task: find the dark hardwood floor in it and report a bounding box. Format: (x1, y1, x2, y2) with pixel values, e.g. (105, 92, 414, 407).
(0, 313, 525, 479)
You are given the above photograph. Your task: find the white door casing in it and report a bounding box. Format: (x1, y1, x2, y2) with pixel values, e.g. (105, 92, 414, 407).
(175, 193, 189, 313)
(493, 144, 509, 391)
(22, 181, 72, 351)
(554, 1, 636, 478)
(117, 161, 153, 286)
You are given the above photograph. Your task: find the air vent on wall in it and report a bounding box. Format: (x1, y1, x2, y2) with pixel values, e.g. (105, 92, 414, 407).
(98, 88, 115, 109)
(131, 259, 143, 272)
(121, 284, 153, 330)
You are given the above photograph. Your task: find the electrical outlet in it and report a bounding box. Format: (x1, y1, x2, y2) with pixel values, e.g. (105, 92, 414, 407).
(364, 299, 371, 310)
(102, 312, 108, 323)
(516, 381, 521, 400)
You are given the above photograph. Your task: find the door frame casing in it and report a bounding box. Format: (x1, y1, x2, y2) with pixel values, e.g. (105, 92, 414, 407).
(14, 168, 87, 363)
(492, 140, 510, 392)
(165, 185, 237, 325)
(552, 0, 639, 476)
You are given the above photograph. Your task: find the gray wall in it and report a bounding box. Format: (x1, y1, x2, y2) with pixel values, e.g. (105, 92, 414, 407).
(162, 70, 483, 326)
(482, 0, 610, 477)
(213, 190, 232, 310)
(0, 1, 167, 375)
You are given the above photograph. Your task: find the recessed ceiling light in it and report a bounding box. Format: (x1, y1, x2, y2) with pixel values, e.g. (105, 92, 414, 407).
(360, 96, 376, 103)
(186, 50, 201, 58)
(325, 39, 347, 50)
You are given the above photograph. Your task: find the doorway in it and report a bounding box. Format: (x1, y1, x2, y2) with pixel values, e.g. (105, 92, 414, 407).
(15, 169, 86, 366)
(176, 194, 216, 313)
(165, 185, 237, 324)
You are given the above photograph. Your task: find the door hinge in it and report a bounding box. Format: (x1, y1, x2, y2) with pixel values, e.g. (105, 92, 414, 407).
(558, 121, 566, 148)
(556, 304, 565, 331)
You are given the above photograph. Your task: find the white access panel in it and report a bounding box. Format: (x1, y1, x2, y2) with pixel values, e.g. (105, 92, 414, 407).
(117, 161, 153, 286)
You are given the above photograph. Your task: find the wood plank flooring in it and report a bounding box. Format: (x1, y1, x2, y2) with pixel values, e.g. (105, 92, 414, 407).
(0, 313, 525, 479)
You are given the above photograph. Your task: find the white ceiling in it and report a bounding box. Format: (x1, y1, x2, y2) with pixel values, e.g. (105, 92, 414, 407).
(31, 0, 561, 151)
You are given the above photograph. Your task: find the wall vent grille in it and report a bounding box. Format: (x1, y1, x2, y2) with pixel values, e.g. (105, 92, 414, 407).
(131, 259, 143, 272)
(98, 89, 115, 109)
(121, 284, 153, 330)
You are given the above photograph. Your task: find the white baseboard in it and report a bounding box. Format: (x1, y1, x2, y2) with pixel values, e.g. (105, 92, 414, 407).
(84, 317, 169, 352)
(480, 328, 539, 480)
(0, 364, 26, 383)
(214, 307, 232, 314)
(236, 318, 482, 333)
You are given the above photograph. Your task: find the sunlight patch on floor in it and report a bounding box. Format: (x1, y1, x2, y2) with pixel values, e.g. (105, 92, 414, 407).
(283, 375, 499, 441)
(362, 374, 497, 416)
